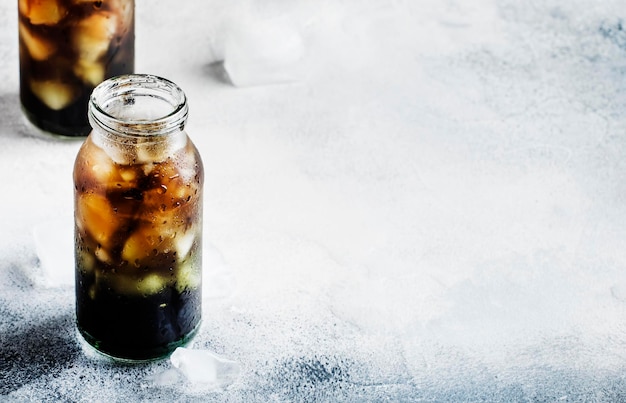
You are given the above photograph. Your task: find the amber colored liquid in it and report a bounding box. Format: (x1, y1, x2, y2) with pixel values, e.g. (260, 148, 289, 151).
(74, 135, 203, 360)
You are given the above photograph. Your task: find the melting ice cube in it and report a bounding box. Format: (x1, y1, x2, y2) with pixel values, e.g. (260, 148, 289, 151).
(222, 16, 307, 87)
(19, 21, 57, 61)
(202, 240, 237, 300)
(22, 0, 66, 25)
(29, 79, 78, 111)
(32, 217, 74, 288)
(170, 347, 241, 387)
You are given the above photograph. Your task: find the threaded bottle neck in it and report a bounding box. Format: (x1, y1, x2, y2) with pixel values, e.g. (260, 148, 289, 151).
(88, 74, 189, 164)
(89, 74, 188, 140)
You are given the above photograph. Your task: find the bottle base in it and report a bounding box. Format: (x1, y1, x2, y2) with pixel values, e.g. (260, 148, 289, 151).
(76, 320, 202, 363)
(21, 105, 91, 139)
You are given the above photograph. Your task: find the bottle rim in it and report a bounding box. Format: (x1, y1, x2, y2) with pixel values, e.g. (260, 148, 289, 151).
(88, 74, 188, 138)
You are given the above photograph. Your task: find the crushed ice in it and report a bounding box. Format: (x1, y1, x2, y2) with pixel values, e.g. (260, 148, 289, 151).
(168, 347, 241, 388)
(206, 8, 307, 88)
(222, 16, 306, 87)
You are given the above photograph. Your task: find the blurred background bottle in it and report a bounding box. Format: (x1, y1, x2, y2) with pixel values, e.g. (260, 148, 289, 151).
(18, 0, 134, 137)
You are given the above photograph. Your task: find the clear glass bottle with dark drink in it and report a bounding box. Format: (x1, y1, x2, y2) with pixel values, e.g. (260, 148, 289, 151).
(19, 0, 134, 137)
(74, 74, 203, 361)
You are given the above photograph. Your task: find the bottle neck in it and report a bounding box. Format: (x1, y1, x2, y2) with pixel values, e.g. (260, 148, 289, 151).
(88, 74, 189, 164)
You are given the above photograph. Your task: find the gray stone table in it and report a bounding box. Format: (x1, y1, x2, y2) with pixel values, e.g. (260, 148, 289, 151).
(1, 0, 625, 401)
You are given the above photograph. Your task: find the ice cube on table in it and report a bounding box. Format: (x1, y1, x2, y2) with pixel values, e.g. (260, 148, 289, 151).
(202, 240, 237, 300)
(222, 16, 306, 87)
(170, 347, 241, 387)
(32, 217, 74, 288)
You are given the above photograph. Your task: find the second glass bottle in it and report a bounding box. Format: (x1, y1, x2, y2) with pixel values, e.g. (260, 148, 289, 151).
(18, 0, 135, 137)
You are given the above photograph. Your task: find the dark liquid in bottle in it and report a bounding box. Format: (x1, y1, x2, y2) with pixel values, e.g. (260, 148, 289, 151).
(76, 266, 201, 360)
(19, 0, 134, 136)
(74, 136, 203, 360)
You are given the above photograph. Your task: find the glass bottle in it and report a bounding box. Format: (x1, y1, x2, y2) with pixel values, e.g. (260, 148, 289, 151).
(74, 74, 203, 361)
(18, 0, 135, 137)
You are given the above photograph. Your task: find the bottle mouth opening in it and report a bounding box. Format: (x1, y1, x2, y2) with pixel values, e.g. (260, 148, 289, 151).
(89, 74, 188, 138)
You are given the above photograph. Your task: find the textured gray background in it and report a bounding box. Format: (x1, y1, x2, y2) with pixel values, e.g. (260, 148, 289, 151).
(1, 0, 626, 401)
